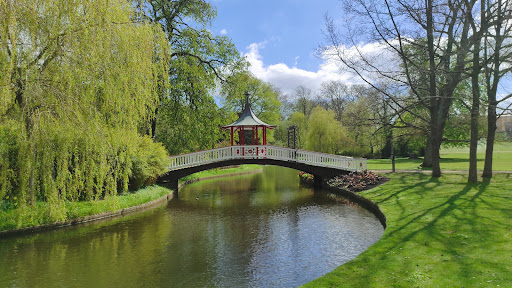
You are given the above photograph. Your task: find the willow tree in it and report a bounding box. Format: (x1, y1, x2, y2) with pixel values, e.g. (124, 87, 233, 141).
(306, 107, 351, 154)
(0, 0, 169, 222)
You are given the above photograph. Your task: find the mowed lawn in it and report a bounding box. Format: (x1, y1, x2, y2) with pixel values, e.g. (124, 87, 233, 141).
(305, 173, 512, 287)
(368, 142, 512, 171)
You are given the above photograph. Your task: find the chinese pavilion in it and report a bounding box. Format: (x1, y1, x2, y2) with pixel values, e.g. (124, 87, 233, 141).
(222, 94, 275, 146)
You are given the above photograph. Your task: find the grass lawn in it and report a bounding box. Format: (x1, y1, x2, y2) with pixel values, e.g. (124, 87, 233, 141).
(305, 173, 512, 287)
(368, 142, 512, 171)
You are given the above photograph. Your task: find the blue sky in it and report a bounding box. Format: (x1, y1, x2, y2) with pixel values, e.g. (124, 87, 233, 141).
(212, 0, 341, 71)
(209, 0, 512, 109)
(210, 0, 349, 95)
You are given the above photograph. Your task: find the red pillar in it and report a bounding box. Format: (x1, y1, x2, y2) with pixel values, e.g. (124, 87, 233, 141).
(255, 126, 259, 145)
(263, 127, 267, 145)
(230, 127, 234, 146)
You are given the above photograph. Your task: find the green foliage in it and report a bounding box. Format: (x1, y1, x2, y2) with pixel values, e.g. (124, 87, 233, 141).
(0, 120, 20, 201)
(394, 111, 429, 155)
(341, 96, 380, 156)
(138, 0, 245, 153)
(275, 112, 308, 148)
(306, 106, 351, 154)
(0, 0, 170, 223)
(129, 136, 169, 190)
(155, 97, 234, 154)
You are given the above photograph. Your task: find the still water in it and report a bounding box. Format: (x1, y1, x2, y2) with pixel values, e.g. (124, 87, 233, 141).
(0, 167, 384, 287)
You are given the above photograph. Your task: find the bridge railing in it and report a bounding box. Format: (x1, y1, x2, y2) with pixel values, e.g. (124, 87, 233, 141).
(168, 145, 367, 172)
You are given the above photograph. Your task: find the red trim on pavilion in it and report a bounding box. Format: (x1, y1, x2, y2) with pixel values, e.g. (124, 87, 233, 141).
(222, 95, 275, 146)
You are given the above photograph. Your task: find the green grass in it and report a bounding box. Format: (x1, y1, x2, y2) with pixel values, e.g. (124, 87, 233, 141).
(0, 186, 172, 231)
(368, 142, 512, 171)
(304, 173, 512, 287)
(179, 164, 262, 183)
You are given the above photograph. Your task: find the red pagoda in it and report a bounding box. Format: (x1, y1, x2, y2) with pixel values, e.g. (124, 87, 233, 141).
(222, 94, 275, 146)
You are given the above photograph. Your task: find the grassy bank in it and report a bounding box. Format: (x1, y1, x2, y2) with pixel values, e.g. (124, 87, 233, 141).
(0, 186, 172, 231)
(0, 164, 262, 232)
(305, 173, 512, 287)
(368, 142, 512, 171)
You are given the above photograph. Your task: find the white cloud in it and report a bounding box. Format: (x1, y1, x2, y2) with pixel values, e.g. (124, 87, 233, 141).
(220, 28, 228, 35)
(244, 42, 365, 97)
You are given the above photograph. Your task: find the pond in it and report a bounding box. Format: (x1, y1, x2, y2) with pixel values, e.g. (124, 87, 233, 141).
(0, 166, 384, 287)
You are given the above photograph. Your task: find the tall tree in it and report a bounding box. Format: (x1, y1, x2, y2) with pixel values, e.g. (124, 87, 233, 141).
(306, 106, 350, 154)
(221, 72, 282, 129)
(322, 0, 475, 177)
(294, 85, 314, 117)
(468, 0, 485, 183)
(482, 0, 512, 178)
(134, 0, 244, 151)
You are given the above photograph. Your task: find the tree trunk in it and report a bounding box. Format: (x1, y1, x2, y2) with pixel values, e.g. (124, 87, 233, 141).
(425, 0, 442, 178)
(468, 7, 482, 183)
(468, 100, 480, 182)
(483, 0, 502, 178)
(430, 128, 442, 177)
(150, 106, 159, 138)
(483, 102, 497, 178)
(422, 140, 433, 168)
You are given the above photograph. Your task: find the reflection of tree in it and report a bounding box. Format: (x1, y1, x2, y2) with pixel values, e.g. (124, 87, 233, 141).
(0, 210, 172, 287)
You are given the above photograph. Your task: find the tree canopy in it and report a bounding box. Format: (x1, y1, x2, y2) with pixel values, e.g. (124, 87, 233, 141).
(0, 0, 170, 222)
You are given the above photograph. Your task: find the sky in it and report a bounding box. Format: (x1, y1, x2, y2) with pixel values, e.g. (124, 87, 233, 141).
(209, 0, 512, 108)
(210, 0, 350, 96)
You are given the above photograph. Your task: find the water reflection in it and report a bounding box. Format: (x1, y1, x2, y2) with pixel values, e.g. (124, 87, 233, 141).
(0, 166, 383, 287)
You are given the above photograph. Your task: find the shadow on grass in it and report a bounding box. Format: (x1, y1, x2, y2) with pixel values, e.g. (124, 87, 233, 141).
(369, 175, 512, 285)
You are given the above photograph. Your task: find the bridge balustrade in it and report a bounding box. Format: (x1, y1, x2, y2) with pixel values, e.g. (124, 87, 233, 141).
(168, 145, 367, 172)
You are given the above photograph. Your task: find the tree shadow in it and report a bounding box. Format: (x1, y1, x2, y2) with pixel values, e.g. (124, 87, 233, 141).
(368, 175, 512, 285)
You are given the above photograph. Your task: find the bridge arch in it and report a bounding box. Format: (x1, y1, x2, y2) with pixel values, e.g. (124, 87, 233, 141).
(157, 146, 367, 197)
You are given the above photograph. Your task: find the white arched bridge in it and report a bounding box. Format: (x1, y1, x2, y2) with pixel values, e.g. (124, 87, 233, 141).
(158, 145, 367, 196)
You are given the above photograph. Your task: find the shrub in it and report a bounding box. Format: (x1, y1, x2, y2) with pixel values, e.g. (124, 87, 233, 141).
(128, 136, 169, 191)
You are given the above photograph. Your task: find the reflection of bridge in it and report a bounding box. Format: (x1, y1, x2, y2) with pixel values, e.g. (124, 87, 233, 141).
(158, 145, 367, 196)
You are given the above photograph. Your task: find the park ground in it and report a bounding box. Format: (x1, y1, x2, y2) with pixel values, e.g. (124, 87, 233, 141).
(305, 143, 512, 287)
(305, 172, 512, 287)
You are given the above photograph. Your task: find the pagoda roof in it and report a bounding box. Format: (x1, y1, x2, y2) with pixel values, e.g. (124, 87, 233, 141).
(222, 99, 275, 129)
